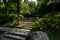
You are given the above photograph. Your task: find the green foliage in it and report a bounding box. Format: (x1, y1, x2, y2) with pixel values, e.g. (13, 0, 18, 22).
(0, 14, 17, 25)
(36, 0, 52, 17)
(37, 0, 49, 9)
(0, 3, 5, 8)
(8, 1, 16, 14)
(20, 2, 30, 14)
(22, 1, 37, 17)
(28, 1, 36, 14)
(0, 14, 8, 24)
(19, 15, 24, 19)
(31, 12, 60, 40)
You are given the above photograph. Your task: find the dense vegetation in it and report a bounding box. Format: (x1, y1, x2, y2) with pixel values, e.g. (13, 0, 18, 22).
(30, 0, 60, 40)
(31, 12, 60, 40)
(0, 0, 37, 24)
(0, 14, 13, 24)
(0, 0, 60, 40)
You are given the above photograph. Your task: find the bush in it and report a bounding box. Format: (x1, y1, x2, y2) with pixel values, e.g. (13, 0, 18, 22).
(19, 15, 24, 19)
(31, 13, 60, 40)
(0, 14, 8, 24)
(0, 14, 15, 25)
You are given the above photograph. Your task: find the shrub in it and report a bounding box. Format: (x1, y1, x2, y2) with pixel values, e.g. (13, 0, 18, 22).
(0, 14, 15, 25)
(31, 13, 60, 40)
(19, 15, 24, 19)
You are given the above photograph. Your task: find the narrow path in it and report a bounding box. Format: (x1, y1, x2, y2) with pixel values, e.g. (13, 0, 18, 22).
(0, 18, 34, 40)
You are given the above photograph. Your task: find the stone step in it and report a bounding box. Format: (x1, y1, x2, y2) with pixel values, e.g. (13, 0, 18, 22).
(25, 24, 33, 26)
(0, 31, 5, 34)
(22, 27, 32, 30)
(8, 29, 30, 33)
(22, 28, 31, 30)
(0, 27, 30, 32)
(6, 31, 29, 37)
(0, 27, 8, 31)
(16, 22, 33, 28)
(1, 37, 14, 40)
(4, 34, 26, 40)
(22, 26, 32, 29)
(15, 23, 33, 28)
(20, 23, 33, 29)
(26, 22, 34, 23)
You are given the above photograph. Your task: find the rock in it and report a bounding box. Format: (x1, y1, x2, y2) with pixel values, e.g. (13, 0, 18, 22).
(26, 31, 49, 40)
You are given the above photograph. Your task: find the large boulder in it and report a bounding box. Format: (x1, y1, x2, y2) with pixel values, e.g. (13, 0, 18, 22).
(26, 31, 49, 40)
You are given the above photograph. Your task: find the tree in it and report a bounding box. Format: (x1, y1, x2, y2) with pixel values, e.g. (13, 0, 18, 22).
(28, 1, 37, 17)
(3, 0, 8, 14)
(0, 2, 5, 14)
(24, 0, 28, 3)
(20, 2, 30, 14)
(16, 0, 20, 24)
(8, 0, 17, 14)
(36, 0, 52, 17)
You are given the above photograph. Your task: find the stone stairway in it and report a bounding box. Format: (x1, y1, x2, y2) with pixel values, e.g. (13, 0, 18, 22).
(0, 22, 34, 40)
(0, 18, 35, 40)
(0, 27, 30, 40)
(20, 22, 33, 30)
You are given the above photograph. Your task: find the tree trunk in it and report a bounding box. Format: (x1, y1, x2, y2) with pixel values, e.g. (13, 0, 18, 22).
(16, 0, 20, 24)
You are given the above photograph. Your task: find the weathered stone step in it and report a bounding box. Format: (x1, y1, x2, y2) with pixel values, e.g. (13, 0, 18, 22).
(15, 22, 33, 27)
(0, 31, 5, 34)
(6, 31, 29, 37)
(20, 23, 33, 29)
(1, 37, 14, 40)
(4, 34, 26, 40)
(0, 27, 30, 32)
(26, 22, 34, 23)
(25, 24, 33, 26)
(22, 27, 31, 30)
(8, 29, 30, 33)
(22, 23, 32, 29)
(22, 26, 32, 29)
(19, 27, 31, 30)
